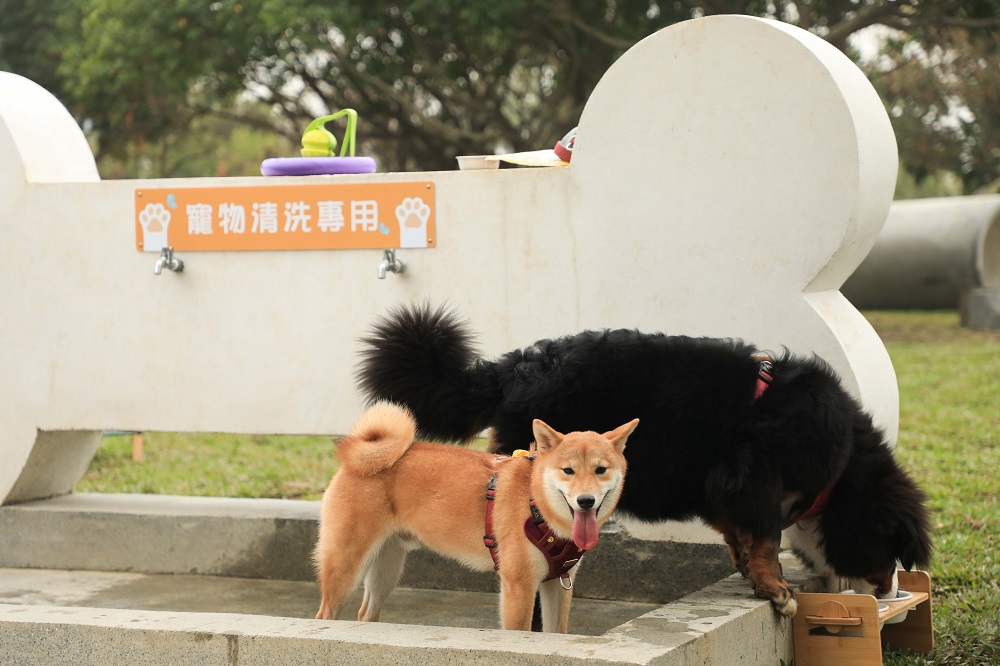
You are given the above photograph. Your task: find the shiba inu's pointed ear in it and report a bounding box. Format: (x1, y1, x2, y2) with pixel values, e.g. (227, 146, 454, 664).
(604, 419, 639, 454)
(532, 419, 564, 453)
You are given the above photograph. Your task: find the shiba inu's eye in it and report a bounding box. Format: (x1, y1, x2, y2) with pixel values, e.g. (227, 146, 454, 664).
(595, 466, 608, 475)
(562, 467, 575, 475)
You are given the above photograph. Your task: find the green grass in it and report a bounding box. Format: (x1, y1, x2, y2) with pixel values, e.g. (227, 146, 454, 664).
(76, 310, 999, 663)
(79, 432, 338, 500)
(865, 312, 1000, 665)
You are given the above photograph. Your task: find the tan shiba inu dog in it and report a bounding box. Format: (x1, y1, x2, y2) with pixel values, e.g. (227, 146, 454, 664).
(314, 401, 636, 632)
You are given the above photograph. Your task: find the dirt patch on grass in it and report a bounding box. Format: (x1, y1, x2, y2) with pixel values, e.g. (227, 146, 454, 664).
(864, 310, 1000, 344)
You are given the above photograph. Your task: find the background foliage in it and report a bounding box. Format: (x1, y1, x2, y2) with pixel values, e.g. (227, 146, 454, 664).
(1, 1, 998, 192)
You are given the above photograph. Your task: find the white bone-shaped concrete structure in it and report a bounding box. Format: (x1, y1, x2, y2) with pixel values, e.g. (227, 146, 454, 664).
(0, 16, 898, 506)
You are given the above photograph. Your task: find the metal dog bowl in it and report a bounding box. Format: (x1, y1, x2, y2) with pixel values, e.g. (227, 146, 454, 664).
(877, 602, 889, 630)
(881, 588, 913, 625)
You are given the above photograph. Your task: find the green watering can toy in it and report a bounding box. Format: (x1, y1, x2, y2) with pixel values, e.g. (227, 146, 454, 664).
(261, 109, 377, 176)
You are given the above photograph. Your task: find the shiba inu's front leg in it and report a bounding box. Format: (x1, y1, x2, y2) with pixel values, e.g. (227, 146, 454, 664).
(538, 574, 575, 633)
(358, 535, 408, 622)
(499, 574, 540, 631)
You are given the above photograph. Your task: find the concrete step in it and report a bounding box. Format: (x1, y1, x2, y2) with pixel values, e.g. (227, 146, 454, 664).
(0, 571, 796, 666)
(0, 568, 658, 635)
(0, 493, 735, 603)
(0, 494, 800, 664)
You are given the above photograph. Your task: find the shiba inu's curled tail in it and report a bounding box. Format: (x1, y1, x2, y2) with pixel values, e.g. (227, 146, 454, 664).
(337, 401, 417, 476)
(356, 302, 501, 442)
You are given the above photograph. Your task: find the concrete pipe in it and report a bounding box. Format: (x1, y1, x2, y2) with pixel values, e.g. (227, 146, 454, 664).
(842, 195, 1000, 319)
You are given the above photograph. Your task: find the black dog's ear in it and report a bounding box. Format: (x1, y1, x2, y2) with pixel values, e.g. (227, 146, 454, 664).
(896, 515, 932, 572)
(886, 469, 932, 572)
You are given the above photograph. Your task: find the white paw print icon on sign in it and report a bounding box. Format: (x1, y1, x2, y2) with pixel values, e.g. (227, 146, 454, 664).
(139, 202, 171, 252)
(395, 196, 430, 248)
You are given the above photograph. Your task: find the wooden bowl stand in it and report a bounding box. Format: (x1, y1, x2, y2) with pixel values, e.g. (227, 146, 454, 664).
(792, 570, 933, 665)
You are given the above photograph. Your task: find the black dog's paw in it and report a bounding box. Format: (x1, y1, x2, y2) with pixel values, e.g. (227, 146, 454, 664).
(772, 593, 798, 617)
(752, 581, 798, 617)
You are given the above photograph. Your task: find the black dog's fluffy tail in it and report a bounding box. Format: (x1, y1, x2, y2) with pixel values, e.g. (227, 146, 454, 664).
(355, 302, 501, 442)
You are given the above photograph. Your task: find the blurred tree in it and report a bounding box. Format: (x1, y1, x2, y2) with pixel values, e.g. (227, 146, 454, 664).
(52, 0, 269, 166)
(96, 113, 297, 179)
(46, 0, 681, 172)
(2, 0, 997, 185)
(0, 0, 70, 98)
(866, 2, 1000, 194)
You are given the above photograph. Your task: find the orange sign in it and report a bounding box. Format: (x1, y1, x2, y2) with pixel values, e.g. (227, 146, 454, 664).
(135, 182, 435, 252)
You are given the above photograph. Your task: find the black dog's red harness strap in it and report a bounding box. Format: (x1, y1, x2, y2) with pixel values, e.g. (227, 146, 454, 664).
(753, 359, 774, 402)
(783, 485, 834, 529)
(753, 356, 837, 529)
(483, 472, 585, 583)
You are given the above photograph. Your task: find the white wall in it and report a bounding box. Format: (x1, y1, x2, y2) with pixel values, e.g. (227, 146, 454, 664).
(0, 16, 899, 504)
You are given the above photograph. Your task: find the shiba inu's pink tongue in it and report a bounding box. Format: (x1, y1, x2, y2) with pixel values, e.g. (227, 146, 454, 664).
(572, 510, 599, 550)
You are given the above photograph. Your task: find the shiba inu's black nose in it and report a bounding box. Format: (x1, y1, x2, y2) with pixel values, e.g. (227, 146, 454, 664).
(576, 495, 595, 510)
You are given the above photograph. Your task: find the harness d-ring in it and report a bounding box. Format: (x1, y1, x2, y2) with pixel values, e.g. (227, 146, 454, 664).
(559, 575, 573, 591)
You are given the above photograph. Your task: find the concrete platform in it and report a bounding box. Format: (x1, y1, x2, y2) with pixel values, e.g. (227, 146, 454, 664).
(0, 568, 657, 636)
(0, 493, 735, 603)
(0, 571, 796, 666)
(0, 494, 801, 664)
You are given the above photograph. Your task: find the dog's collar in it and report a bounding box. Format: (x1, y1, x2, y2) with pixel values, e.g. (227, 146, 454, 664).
(482, 472, 585, 584)
(751, 356, 836, 528)
(783, 484, 835, 529)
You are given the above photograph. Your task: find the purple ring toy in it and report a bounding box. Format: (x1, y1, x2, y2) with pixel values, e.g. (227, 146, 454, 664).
(261, 156, 377, 176)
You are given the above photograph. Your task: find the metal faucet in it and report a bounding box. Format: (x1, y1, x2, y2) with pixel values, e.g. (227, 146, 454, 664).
(377, 249, 405, 279)
(154, 247, 184, 275)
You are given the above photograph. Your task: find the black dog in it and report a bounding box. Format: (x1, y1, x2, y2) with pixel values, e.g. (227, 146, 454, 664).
(356, 303, 931, 616)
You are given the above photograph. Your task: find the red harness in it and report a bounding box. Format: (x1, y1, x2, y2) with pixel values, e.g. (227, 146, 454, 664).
(753, 358, 774, 401)
(752, 357, 837, 530)
(782, 485, 834, 529)
(483, 472, 585, 585)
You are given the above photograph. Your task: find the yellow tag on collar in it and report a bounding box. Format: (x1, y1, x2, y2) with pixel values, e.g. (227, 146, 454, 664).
(512, 449, 531, 457)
